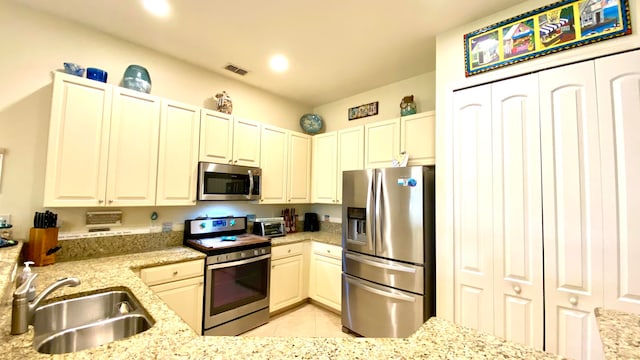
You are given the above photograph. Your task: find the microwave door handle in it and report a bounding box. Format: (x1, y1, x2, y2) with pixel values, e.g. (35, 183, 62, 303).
(247, 170, 254, 199)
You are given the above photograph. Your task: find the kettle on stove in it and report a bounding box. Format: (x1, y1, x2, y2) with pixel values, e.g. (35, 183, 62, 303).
(303, 213, 319, 232)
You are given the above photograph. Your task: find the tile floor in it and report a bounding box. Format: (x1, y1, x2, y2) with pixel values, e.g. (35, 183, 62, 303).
(241, 302, 354, 338)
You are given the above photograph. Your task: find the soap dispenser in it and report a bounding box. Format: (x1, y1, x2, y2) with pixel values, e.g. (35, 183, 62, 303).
(16, 261, 36, 301)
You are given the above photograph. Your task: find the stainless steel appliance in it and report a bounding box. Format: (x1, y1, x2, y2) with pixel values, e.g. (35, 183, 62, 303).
(252, 218, 286, 238)
(183, 216, 271, 336)
(198, 162, 261, 201)
(341, 166, 435, 338)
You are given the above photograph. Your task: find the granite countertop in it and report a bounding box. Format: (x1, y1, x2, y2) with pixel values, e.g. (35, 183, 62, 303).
(271, 231, 341, 247)
(2, 233, 562, 359)
(595, 308, 640, 359)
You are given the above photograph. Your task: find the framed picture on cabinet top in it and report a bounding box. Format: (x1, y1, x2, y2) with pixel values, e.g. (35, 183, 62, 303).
(348, 101, 379, 120)
(464, 0, 632, 77)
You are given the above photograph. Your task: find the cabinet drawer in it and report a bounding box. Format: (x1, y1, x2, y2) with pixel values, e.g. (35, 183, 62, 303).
(140, 259, 204, 286)
(312, 242, 342, 260)
(272, 242, 304, 260)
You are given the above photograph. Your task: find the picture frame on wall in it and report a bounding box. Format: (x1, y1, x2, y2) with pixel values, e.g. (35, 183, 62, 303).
(348, 101, 379, 120)
(464, 0, 632, 77)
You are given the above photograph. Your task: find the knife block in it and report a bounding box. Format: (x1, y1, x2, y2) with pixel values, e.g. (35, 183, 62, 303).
(24, 228, 59, 266)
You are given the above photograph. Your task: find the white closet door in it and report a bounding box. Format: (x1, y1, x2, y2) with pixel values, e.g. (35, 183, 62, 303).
(540, 61, 604, 360)
(452, 84, 494, 333)
(596, 49, 640, 314)
(491, 74, 544, 350)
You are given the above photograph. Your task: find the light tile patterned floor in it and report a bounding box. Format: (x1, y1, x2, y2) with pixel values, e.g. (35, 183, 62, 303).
(241, 303, 354, 338)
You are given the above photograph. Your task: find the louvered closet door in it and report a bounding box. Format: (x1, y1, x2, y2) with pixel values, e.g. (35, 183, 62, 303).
(491, 74, 544, 350)
(452, 84, 494, 333)
(540, 61, 604, 360)
(596, 49, 640, 314)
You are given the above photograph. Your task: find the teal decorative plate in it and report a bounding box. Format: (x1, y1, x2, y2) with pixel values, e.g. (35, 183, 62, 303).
(300, 114, 323, 134)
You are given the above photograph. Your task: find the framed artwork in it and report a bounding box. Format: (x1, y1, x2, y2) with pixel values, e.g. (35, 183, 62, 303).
(464, 0, 632, 77)
(348, 101, 379, 120)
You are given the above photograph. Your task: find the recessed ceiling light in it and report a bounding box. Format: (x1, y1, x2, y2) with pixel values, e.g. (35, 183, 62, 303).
(142, 0, 170, 17)
(269, 55, 289, 73)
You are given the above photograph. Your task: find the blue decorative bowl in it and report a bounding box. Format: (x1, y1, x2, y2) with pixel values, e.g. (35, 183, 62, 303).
(300, 114, 323, 134)
(63, 62, 85, 77)
(122, 65, 151, 93)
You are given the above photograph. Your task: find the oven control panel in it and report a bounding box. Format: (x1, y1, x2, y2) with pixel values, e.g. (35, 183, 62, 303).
(190, 216, 246, 235)
(207, 245, 271, 265)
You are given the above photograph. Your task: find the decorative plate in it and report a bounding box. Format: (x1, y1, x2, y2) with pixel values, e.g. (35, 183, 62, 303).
(299, 114, 323, 134)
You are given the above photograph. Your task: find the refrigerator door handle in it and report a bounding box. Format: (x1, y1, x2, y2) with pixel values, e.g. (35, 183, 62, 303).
(375, 170, 383, 254)
(345, 253, 416, 273)
(346, 276, 416, 302)
(366, 170, 375, 252)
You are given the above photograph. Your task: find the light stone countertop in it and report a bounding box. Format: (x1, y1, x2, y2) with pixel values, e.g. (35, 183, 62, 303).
(1, 234, 563, 359)
(595, 307, 640, 359)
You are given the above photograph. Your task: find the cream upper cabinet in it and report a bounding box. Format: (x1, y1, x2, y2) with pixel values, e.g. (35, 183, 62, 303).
(337, 126, 364, 203)
(156, 100, 200, 206)
(364, 118, 400, 168)
(540, 61, 604, 360)
(106, 87, 161, 206)
(312, 126, 364, 204)
(311, 132, 338, 203)
(596, 49, 640, 316)
(401, 111, 435, 165)
(44, 72, 112, 207)
(287, 131, 312, 203)
(260, 124, 289, 204)
(232, 117, 261, 167)
(199, 109, 233, 163)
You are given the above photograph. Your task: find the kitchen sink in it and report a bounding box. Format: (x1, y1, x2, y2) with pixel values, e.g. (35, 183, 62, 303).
(33, 287, 154, 354)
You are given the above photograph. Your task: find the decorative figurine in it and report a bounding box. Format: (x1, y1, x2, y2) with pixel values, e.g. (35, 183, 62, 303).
(215, 91, 233, 114)
(400, 95, 417, 116)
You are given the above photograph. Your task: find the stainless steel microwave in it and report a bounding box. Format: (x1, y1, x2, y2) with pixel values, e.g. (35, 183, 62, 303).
(198, 162, 261, 201)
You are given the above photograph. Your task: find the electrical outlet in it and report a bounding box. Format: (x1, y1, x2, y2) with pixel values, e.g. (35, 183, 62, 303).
(0, 213, 11, 225)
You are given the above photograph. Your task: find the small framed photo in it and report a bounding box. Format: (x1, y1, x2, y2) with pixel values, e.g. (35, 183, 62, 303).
(348, 101, 379, 120)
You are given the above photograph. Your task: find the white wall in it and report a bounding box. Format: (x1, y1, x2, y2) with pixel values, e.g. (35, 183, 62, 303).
(434, 0, 640, 320)
(0, 1, 311, 239)
(312, 72, 435, 132)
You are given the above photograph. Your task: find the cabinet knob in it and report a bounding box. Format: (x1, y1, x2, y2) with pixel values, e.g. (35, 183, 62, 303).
(234, 160, 238, 164)
(513, 285, 521, 294)
(173, 271, 178, 276)
(327, 250, 331, 254)
(228, 160, 233, 164)
(287, 249, 291, 253)
(98, 200, 104, 204)
(569, 296, 578, 305)
(108, 200, 113, 204)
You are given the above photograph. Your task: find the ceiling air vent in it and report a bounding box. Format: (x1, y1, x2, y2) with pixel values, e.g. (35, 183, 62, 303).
(223, 63, 248, 76)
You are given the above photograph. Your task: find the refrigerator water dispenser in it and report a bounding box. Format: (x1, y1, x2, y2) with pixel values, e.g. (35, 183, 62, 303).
(346, 207, 366, 243)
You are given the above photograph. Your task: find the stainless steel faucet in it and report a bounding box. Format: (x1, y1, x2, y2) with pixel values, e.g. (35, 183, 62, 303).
(11, 273, 81, 335)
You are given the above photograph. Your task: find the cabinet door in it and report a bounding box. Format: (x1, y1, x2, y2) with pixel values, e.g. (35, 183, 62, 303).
(150, 276, 204, 334)
(312, 132, 338, 204)
(452, 84, 494, 334)
(43, 73, 112, 207)
(199, 109, 233, 163)
(156, 100, 199, 206)
(401, 111, 435, 165)
(491, 74, 543, 350)
(106, 88, 160, 206)
(310, 253, 342, 312)
(260, 125, 288, 204)
(364, 119, 400, 168)
(337, 126, 364, 203)
(233, 117, 261, 167)
(596, 50, 640, 314)
(540, 61, 604, 360)
(270, 254, 304, 312)
(288, 131, 311, 203)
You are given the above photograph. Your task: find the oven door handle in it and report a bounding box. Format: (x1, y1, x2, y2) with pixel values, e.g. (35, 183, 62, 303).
(207, 253, 271, 270)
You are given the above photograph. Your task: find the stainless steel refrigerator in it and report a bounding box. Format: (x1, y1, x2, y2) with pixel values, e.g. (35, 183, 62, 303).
(341, 166, 435, 338)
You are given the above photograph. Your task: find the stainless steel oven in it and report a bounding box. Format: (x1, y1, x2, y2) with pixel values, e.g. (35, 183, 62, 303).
(183, 216, 272, 336)
(198, 162, 261, 201)
(203, 245, 271, 335)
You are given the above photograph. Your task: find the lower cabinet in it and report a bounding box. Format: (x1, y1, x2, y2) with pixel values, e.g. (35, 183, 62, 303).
(309, 242, 342, 312)
(140, 259, 204, 334)
(270, 240, 342, 314)
(270, 242, 305, 312)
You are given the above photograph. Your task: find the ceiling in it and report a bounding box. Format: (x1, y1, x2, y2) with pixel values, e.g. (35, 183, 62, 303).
(13, 0, 526, 106)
